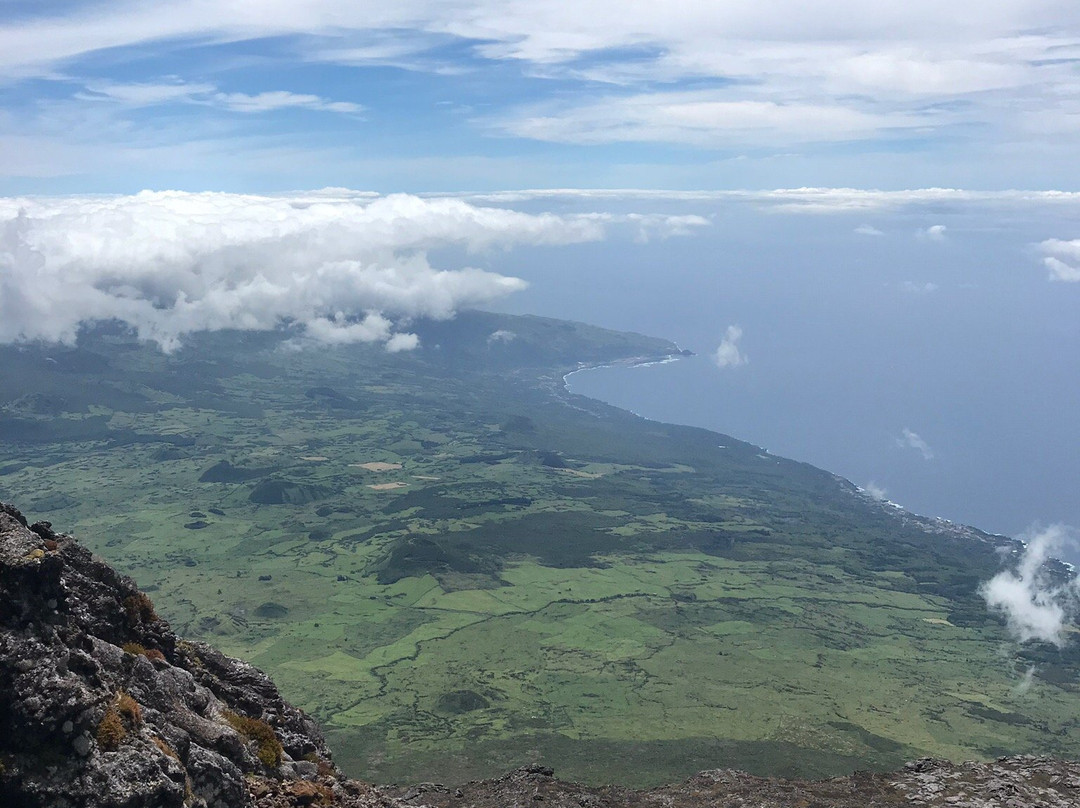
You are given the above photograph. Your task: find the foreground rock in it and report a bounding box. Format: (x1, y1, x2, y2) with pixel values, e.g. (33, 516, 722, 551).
(390, 758, 1080, 807)
(0, 503, 395, 808)
(2, 502, 1078, 808)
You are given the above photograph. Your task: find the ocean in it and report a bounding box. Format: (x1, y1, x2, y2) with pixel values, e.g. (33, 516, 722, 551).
(476, 193, 1080, 551)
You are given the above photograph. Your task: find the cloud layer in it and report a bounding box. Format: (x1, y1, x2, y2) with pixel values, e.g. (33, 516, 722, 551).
(981, 525, 1080, 646)
(0, 190, 632, 350)
(1, 1, 1080, 189)
(460, 187, 1080, 212)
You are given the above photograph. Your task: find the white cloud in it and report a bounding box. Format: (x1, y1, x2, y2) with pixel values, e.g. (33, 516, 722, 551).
(490, 91, 924, 147)
(981, 525, 1080, 646)
(214, 91, 364, 115)
(896, 427, 934, 459)
(1039, 239, 1080, 282)
(713, 325, 747, 369)
(457, 188, 1080, 213)
(862, 481, 888, 500)
(301, 312, 394, 346)
(1014, 665, 1037, 695)
(901, 281, 939, 294)
(79, 80, 218, 106)
(385, 332, 421, 352)
(2, 1, 1080, 154)
(0, 190, 624, 351)
(487, 329, 517, 344)
(855, 224, 884, 236)
(79, 80, 363, 115)
(918, 224, 948, 242)
(622, 212, 711, 242)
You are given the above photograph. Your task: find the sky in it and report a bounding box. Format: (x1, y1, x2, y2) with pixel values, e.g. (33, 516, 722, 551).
(0, 2, 1078, 553)
(1, 0, 1080, 191)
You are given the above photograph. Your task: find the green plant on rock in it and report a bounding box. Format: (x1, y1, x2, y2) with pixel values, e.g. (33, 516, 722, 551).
(222, 709, 283, 768)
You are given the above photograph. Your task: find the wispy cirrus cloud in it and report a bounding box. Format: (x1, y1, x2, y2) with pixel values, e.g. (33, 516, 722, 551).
(0, 0, 1078, 179)
(897, 427, 934, 460)
(487, 91, 927, 147)
(214, 91, 363, 114)
(79, 80, 364, 115)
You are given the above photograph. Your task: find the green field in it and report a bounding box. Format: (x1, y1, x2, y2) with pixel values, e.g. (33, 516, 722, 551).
(1, 312, 1077, 786)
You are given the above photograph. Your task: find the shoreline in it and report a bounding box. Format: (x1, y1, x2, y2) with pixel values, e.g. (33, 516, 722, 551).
(558, 347, 1017, 553)
(560, 351, 687, 393)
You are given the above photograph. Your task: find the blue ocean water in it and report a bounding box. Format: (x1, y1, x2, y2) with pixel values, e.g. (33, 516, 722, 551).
(476, 197, 1080, 545)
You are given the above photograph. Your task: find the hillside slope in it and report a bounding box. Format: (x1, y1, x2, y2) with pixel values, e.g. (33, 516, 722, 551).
(1, 311, 1078, 784)
(4, 502, 1079, 808)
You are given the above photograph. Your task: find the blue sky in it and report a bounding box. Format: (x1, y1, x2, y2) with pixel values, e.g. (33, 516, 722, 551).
(2, 0, 1080, 192)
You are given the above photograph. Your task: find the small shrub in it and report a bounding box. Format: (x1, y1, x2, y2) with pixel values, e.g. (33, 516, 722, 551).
(117, 691, 141, 728)
(151, 735, 179, 760)
(122, 643, 165, 662)
(287, 781, 334, 805)
(222, 710, 283, 768)
(96, 707, 126, 751)
(123, 593, 158, 625)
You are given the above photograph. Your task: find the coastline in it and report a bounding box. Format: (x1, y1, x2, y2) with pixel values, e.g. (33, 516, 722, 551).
(561, 351, 688, 393)
(560, 346, 1017, 554)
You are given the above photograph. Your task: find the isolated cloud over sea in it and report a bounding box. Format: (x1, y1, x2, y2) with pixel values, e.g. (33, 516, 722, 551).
(896, 428, 934, 460)
(917, 224, 948, 242)
(0, 190, 698, 351)
(1039, 239, 1080, 282)
(982, 525, 1080, 646)
(712, 325, 747, 369)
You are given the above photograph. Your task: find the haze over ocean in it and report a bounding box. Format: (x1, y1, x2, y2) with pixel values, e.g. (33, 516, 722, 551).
(470, 192, 1080, 547)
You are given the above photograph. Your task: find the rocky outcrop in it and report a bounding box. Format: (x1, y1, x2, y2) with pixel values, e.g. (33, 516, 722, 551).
(2, 501, 1079, 808)
(393, 757, 1080, 808)
(0, 503, 393, 808)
